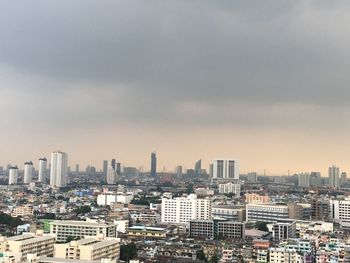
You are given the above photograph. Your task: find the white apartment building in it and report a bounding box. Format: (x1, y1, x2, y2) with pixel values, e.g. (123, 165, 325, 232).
(50, 151, 68, 188)
(246, 203, 289, 222)
(97, 192, 134, 206)
(24, 161, 33, 184)
(54, 235, 120, 262)
(298, 173, 310, 187)
(8, 166, 18, 185)
(330, 198, 350, 228)
(106, 165, 117, 185)
(329, 165, 340, 189)
(218, 182, 241, 195)
(50, 220, 117, 242)
(0, 232, 55, 263)
(161, 194, 211, 224)
(38, 158, 47, 183)
(211, 159, 239, 180)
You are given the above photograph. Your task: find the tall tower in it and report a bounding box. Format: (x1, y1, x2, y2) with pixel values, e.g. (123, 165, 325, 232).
(151, 152, 157, 177)
(111, 159, 116, 170)
(195, 159, 202, 176)
(9, 166, 18, 185)
(212, 159, 239, 180)
(329, 165, 340, 189)
(103, 160, 108, 176)
(24, 161, 33, 184)
(38, 158, 47, 183)
(106, 165, 116, 184)
(50, 151, 68, 188)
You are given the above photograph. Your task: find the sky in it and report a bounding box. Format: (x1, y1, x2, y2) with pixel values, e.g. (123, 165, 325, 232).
(1, 1, 350, 175)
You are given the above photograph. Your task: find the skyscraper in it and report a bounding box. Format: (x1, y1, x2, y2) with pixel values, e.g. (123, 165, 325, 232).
(195, 159, 202, 176)
(111, 159, 116, 170)
(329, 165, 340, 189)
(341, 172, 347, 186)
(24, 161, 33, 184)
(298, 173, 310, 187)
(212, 159, 239, 180)
(38, 158, 47, 183)
(50, 151, 68, 188)
(8, 166, 18, 185)
(151, 152, 157, 177)
(106, 165, 116, 184)
(103, 160, 108, 176)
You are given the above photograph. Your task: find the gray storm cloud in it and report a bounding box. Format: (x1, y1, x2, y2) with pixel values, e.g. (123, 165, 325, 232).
(0, 0, 350, 129)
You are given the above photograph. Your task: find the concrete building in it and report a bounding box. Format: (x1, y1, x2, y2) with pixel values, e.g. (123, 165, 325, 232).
(106, 165, 116, 185)
(269, 247, 301, 263)
(246, 203, 289, 222)
(50, 151, 68, 188)
(218, 182, 241, 195)
(54, 235, 120, 262)
(341, 172, 347, 185)
(102, 160, 108, 176)
(38, 158, 47, 183)
(126, 226, 167, 239)
(11, 205, 33, 217)
(247, 172, 257, 183)
(50, 220, 117, 243)
(8, 166, 18, 185)
(161, 194, 211, 224)
(245, 193, 270, 204)
(211, 159, 239, 180)
(189, 219, 245, 239)
(330, 198, 350, 228)
(329, 165, 340, 189)
(271, 219, 296, 241)
(212, 205, 246, 222)
(0, 232, 55, 263)
(24, 161, 33, 184)
(151, 152, 157, 177)
(298, 173, 310, 187)
(97, 192, 134, 206)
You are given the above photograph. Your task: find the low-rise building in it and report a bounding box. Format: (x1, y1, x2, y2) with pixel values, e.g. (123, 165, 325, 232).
(50, 220, 117, 243)
(54, 235, 120, 262)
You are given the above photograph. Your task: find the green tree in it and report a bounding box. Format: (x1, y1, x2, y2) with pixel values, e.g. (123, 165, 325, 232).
(255, 221, 269, 232)
(74, 205, 91, 214)
(120, 243, 137, 261)
(196, 249, 207, 261)
(209, 253, 219, 263)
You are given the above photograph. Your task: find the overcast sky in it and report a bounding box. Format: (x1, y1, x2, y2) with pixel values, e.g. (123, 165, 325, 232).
(1, 0, 350, 174)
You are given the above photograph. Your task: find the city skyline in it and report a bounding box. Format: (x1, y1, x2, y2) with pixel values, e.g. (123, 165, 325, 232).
(1, 1, 350, 175)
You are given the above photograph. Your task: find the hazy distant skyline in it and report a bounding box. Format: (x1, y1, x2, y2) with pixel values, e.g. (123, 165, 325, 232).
(1, 1, 350, 175)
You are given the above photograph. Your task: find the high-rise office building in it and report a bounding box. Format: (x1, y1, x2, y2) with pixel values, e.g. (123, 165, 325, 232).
(212, 159, 239, 180)
(329, 165, 340, 189)
(111, 159, 116, 170)
(298, 173, 310, 187)
(75, 164, 79, 173)
(103, 160, 108, 176)
(341, 172, 347, 185)
(50, 151, 68, 188)
(107, 165, 116, 184)
(247, 172, 258, 183)
(38, 158, 47, 183)
(23, 161, 33, 184)
(116, 162, 121, 175)
(8, 166, 18, 185)
(195, 159, 202, 176)
(151, 152, 157, 177)
(176, 165, 183, 176)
